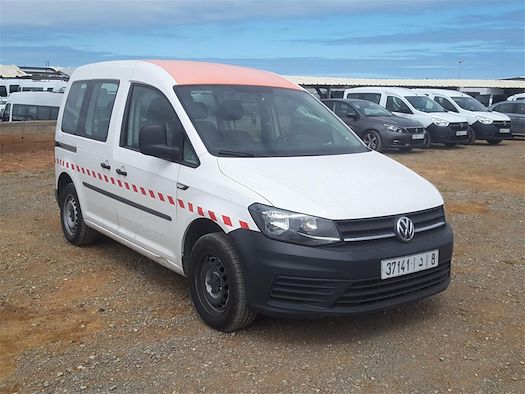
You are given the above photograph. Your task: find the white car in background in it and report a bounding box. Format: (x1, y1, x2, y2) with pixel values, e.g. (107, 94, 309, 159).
(344, 87, 470, 147)
(416, 89, 512, 145)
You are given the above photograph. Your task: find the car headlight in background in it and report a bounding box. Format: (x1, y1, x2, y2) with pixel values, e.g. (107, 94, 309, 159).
(384, 124, 405, 133)
(432, 118, 450, 127)
(476, 116, 493, 124)
(249, 203, 342, 246)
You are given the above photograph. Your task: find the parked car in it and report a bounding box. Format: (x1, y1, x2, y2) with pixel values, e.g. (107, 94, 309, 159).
(416, 89, 512, 145)
(322, 98, 426, 151)
(506, 93, 525, 102)
(1, 91, 64, 122)
(344, 87, 470, 147)
(489, 101, 525, 137)
(55, 60, 453, 332)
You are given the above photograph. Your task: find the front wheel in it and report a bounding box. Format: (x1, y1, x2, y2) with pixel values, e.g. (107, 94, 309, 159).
(423, 133, 432, 149)
(362, 130, 383, 152)
(59, 183, 97, 245)
(487, 139, 502, 145)
(189, 233, 256, 332)
(467, 127, 476, 144)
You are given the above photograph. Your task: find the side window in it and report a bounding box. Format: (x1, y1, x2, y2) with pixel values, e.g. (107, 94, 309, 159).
(0, 86, 6, 97)
(386, 96, 412, 114)
(2, 103, 11, 121)
(121, 84, 198, 165)
(84, 81, 118, 141)
(333, 102, 357, 118)
(361, 93, 381, 104)
(435, 97, 458, 112)
(9, 85, 19, 93)
(516, 103, 525, 114)
(62, 81, 88, 134)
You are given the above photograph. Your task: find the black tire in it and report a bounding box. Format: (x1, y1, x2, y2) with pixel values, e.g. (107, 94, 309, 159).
(362, 130, 383, 152)
(487, 139, 502, 145)
(59, 183, 97, 246)
(188, 233, 256, 332)
(467, 127, 476, 145)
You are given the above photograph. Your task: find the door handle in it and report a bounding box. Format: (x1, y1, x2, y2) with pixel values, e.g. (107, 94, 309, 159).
(116, 168, 127, 176)
(176, 182, 189, 190)
(100, 162, 111, 170)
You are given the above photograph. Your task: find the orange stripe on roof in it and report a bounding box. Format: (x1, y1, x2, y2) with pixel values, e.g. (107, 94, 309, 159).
(146, 60, 300, 90)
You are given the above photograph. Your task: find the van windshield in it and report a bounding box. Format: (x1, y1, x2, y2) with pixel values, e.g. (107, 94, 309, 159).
(451, 96, 488, 112)
(175, 85, 368, 157)
(405, 96, 446, 113)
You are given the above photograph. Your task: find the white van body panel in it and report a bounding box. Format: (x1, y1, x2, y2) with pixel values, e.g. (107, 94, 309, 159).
(415, 89, 512, 125)
(218, 151, 443, 220)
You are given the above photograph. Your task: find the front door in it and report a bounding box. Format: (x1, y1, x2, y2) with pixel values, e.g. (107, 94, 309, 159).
(112, 83, 183, 261)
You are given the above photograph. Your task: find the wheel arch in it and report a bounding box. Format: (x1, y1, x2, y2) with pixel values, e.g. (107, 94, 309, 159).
(182, 218, 225, 275)
(57, 172, 74, 195)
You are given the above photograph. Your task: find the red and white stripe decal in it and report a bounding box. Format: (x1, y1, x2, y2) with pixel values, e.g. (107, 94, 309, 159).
(56, 160, 251, 229)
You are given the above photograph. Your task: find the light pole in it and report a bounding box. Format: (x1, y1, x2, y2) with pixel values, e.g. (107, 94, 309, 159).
(457, 59, 464, 79)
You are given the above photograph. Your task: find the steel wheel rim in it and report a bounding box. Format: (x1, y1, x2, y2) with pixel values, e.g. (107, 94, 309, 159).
(199, 255, 229, 314)
(63, 195, 79, 237)
(363, 133, 378, 150)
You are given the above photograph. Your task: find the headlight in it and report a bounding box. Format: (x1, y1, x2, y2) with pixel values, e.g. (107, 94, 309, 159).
(248, 203, 342, 246)
(384, 124, 404, 133)
(476, 116, 493, 124)
(432, 118, 449, 127)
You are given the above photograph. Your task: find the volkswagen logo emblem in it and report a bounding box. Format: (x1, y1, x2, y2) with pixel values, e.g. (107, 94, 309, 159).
(395, 216, 415, 242)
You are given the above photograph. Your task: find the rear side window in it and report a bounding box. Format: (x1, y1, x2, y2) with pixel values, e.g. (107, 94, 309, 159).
(61, 80, 119, 141)
(516, 103, 525, 114)
(386, 96, 412, 114)
(434, 97, 458, 112)
(9, 85, 19, 93)
(12, 104, 59, 121)
(2, 103, 11, 121)
(0, 86, 6, 97)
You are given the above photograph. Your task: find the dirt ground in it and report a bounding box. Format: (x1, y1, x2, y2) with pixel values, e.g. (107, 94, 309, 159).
(0, 142, 524, 394)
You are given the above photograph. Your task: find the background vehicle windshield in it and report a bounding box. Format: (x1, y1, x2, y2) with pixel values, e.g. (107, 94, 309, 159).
(352, 100, 393, 117)
(175, 85, 367, 157)
(405, 96, 446, 113)
(452, 96, 488, 112)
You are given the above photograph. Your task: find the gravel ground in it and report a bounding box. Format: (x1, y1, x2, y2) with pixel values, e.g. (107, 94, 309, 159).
(0, 142, 524, 393)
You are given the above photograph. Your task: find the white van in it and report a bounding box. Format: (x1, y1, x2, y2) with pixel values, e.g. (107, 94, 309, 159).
(416, 89, 512, 144)
(0, 79, 67, 98)
(55, 60, 453, 331)
(1, 91, 64, 122)
(344, 87, 470, 147)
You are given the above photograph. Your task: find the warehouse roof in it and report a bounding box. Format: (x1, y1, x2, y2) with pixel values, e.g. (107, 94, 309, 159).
(286, 75, 525, 89)
(0, 65, 29, 78)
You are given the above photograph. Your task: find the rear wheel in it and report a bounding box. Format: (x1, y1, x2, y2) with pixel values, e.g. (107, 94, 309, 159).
(362, 130, 383, 152)
(189, 233, 256, 332)
(59, 183, 97, 245)
(487, 139, 502, 145)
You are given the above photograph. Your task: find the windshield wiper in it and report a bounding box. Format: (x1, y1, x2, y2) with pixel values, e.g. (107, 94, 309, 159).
(217, 150, 259, 157)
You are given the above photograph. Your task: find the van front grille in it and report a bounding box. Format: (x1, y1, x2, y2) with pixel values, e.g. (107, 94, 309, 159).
(335, 206, 445, 242)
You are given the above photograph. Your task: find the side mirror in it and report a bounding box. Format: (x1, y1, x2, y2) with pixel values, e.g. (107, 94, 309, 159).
(139, 124, 180, 161)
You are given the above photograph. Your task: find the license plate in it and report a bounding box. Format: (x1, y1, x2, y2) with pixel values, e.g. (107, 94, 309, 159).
(456, 130, 467, 136)
(412, 133, 425, 140)
(381, 250, 439, 280)
(499, 128, 510, 133)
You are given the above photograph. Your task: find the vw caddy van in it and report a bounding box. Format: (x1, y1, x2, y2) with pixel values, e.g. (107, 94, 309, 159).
(344, 87, 470, 147)
(55, 61, 453, 331)
(415, 89, 512, 144)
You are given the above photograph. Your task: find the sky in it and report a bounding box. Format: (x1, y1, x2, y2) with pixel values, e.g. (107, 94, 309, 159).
(0, 0, 524, 79)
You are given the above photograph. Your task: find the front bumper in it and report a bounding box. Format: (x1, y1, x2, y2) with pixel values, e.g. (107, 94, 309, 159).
(384, 131, 426, 149)
(426, 124, 469, 144)
(472, 121, 513, 140)
(228, 224, 453, 318)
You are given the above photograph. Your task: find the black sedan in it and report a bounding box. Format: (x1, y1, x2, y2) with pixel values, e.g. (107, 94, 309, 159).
(323, 98, 427, 152)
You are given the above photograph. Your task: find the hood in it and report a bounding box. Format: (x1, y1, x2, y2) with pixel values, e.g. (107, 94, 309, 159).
(218, 152, 443, 220)
(364, 115, 423, 128)
(424, 111, 468, 123)
(472, 111, 511, 121)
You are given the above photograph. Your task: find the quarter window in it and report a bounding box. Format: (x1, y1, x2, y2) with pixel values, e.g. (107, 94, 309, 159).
(333, 102, 357, 118)
(2, 103, 11, 121)
(62, 81, 88, 134)
(493, 102, 514, 113)
(386, 96, 412, 114)
(9, 85, 19, 93)
(0, 86, 7, 97)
